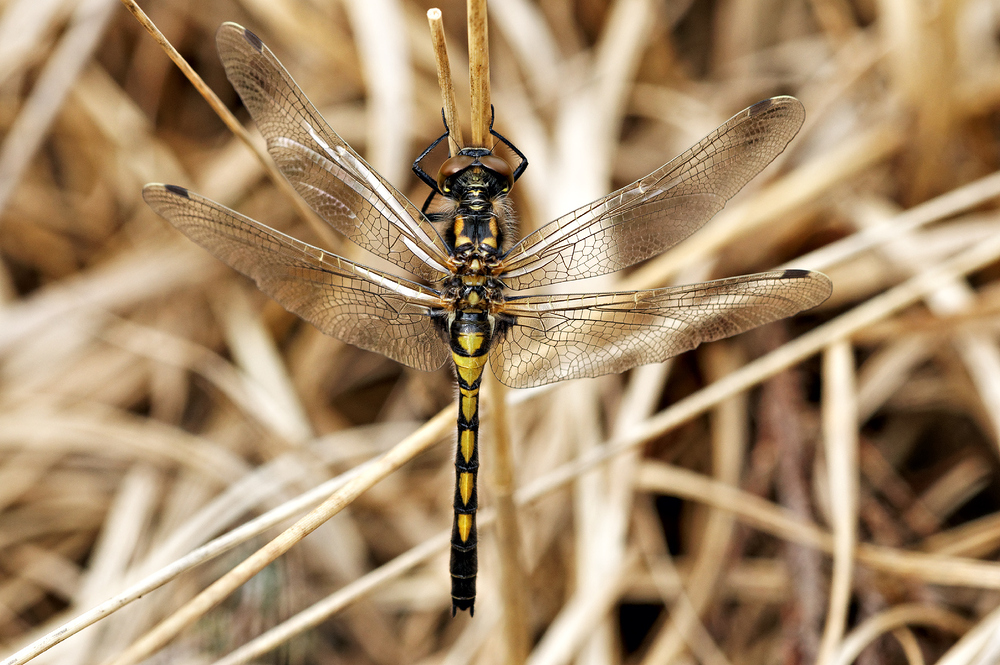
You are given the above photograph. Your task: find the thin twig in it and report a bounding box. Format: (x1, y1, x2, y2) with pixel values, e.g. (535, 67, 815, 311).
(467, 0, 490, 146)
(427, 8, 464, 155)
(816, 341, 860, 665)
(118, 0, 336, 247)
(486, 371, 529, 665)
(101, 408, 452, 665)
(466, 0, 527, 654)
(833, 604, 971, 665)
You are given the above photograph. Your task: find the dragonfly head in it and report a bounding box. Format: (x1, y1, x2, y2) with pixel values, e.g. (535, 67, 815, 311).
(437, 148, 514, 199)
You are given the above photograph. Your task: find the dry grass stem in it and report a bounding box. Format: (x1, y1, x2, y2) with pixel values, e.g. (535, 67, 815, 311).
(484, 372, 529, 664)
(341, 0, 410, 184)
(816, 341, 859, 665)
(426, 8, 463, 156)
(935, 603, 1000, 665)
(466, 0, 490, 146)
(103, 408, 452, 665)
(116, 0, 333, 245)
(892, 628, 927, 665)
(834, 604, 972, 665)
(0, 0, 117, 217)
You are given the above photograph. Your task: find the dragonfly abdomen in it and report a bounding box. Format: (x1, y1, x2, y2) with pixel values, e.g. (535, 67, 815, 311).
(449, 309, 492, 615)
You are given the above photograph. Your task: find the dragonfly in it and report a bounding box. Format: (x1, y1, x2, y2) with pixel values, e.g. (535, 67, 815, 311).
(144, 22, 832, 616)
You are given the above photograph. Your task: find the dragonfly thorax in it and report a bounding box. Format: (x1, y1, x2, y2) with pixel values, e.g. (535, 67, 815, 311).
(437, 148, 515, 259)
(443, 278, 504, 313)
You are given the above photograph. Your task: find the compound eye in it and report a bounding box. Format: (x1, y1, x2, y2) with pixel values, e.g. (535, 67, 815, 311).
(437, 155, 474, 192)
(480, 154, 514, 190)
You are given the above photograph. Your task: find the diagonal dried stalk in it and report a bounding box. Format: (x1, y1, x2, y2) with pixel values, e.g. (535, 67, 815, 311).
(101, 409, 451, 665)
(117, 0, 335, 247)
(427, 8, 464, 156)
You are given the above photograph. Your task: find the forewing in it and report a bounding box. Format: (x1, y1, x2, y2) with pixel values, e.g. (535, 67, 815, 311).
(491, 269, 831, 388)
(215, 22, 452, 282)
(499, 97, 805, 290)
(143, 184, 451, 372)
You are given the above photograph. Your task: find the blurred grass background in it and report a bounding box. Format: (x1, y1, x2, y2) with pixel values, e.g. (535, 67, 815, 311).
(3, 0, 1000, 663)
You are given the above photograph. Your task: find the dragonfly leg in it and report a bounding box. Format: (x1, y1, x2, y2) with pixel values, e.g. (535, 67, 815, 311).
(488, 105, 528, 181)
(413, 110, 452, 214)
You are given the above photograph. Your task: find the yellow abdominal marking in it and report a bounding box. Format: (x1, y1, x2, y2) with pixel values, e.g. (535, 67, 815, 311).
(461, 389, 478, 421)
(460, 429, 475, 462)
(459, 472, 474, 505)
(457, 365, 483, 385)
(457, 333, 485, 354)
(458, 513, 472, 542)
(453, 351, 487, 368)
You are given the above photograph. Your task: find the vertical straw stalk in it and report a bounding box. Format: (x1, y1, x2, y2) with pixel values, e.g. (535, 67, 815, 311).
(467, 0, 491, 147)
(816, 341, 859, 665)
(460, 0, 529, 656)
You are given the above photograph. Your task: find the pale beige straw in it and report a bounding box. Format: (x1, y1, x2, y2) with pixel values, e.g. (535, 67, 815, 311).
(427, 8, 464, 155)
(102, 408, 452, 665)
(467, 0, 490, 146)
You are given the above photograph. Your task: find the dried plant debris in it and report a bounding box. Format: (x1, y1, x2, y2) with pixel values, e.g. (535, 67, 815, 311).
(3, 0, 1000, 664)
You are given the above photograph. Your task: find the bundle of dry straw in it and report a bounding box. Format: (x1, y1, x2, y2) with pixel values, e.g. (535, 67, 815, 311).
(3, 0, 1000, 664)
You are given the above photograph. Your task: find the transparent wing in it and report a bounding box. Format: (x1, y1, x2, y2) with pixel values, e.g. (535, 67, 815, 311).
(144, 184, 451, 372)
(499, 97, 805, 290)
(215, 22, 452, 282)
(491, 269, 831, 388)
